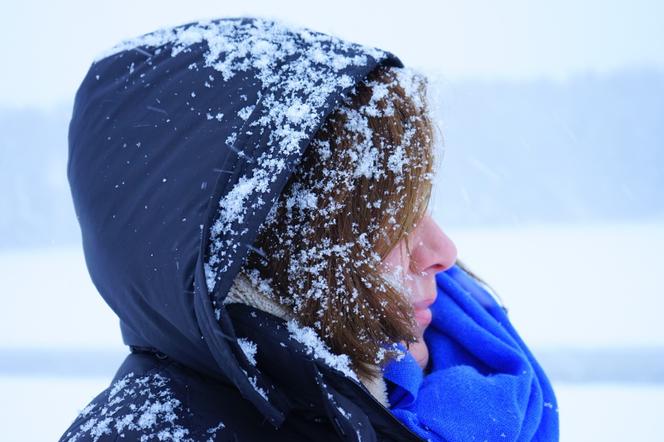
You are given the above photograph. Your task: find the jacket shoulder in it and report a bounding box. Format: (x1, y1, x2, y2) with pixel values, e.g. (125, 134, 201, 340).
(59, 350, 395, 441)
(58, 354, 239, 441)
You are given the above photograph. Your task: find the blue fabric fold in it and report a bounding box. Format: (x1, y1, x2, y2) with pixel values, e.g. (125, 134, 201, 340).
(383, 264, 559, 441)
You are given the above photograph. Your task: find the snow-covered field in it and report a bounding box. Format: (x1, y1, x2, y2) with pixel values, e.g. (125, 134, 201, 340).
(447, 220, 664, 348)
(1, 221, 663, 440)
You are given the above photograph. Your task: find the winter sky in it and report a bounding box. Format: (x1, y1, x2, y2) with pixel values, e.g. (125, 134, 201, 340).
(2, 0, 663, 109)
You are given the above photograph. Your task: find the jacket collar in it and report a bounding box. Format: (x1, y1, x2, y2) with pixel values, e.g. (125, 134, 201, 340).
(225, 300, 423, 441)
(224, 271, 391, 408)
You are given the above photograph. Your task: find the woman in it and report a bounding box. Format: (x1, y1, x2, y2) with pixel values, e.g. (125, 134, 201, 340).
(60, 17, 558, 441)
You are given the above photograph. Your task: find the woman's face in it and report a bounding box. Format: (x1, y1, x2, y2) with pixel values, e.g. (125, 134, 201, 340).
(382, 213, 458, 370)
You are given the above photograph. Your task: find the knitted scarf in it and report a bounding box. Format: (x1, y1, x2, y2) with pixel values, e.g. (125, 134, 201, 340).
(383, 264, 560, 441)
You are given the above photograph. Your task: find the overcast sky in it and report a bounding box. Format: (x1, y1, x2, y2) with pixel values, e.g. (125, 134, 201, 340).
(3, 0, 663, 108)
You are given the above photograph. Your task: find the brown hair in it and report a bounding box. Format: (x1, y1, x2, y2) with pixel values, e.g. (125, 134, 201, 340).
(244, 65, 435, 380)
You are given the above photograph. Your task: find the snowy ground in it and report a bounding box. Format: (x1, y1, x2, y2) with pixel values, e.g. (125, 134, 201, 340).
(1, 221, 663, 440)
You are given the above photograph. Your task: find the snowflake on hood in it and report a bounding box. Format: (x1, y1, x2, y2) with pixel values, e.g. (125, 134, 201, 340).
(94, 17, 407, 303)
(84, 16, 428, 411)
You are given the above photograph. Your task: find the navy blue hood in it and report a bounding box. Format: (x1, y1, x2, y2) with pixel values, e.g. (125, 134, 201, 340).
(67, 17, 403, 426)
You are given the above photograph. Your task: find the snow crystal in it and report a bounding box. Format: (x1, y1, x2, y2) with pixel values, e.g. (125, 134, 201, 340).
(244, 268, 275, 296)
(93, 17, 434, 407)
(287, 319, 359, 381)
(108, 373, 132, 399)
(205, 112, 224, 121)
(246, 62, 431, 322)
(205, 421, 226, 442)
(107, 17, 399, 294)
(115, 414, 134, 433)
(237, 337, 258, 365)
(237, 104, 256, 121)
(247, 375, 268, 400)
(337, 405, 352, 420)
(62, 371, 217, 442)
(395, 67, 426, 110)
(207, 421, 225, 433)
(380, 263, 410, 293)
(79, 402, 97, 417)
(285, 101, 311, 124)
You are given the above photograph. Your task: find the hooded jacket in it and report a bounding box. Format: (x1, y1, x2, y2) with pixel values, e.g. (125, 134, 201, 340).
(60, 17, 424, 441)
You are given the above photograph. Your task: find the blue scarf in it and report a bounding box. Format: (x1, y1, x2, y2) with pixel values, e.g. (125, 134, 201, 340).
(383, 265, 559, 441)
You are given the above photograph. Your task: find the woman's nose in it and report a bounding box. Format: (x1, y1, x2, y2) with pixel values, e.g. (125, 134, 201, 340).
(410, 215, 458, 275)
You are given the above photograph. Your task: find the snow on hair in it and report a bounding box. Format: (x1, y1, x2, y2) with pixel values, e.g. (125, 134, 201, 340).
(243, 65, 435, 380)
